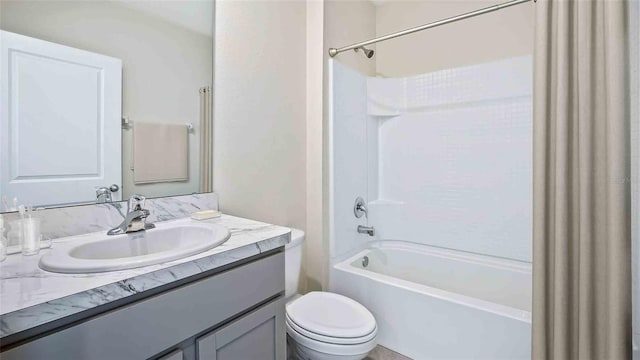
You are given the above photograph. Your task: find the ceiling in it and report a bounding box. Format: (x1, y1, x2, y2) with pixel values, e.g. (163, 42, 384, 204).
(114, 0, 213, 37)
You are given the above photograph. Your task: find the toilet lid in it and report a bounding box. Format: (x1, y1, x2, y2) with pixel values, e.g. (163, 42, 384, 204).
(286, 292, 376, 339)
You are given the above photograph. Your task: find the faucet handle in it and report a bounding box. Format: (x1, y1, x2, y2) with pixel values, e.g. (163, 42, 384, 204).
(354, 197, 367, 218)
(127, 194, 146, 212)
(95, 187, 112, 203)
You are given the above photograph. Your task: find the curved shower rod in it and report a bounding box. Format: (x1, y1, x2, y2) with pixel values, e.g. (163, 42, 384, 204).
(328, 0, 534, 58)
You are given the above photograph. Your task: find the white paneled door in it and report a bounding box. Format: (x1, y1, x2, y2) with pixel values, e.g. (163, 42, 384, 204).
(0, 31, 122, 207)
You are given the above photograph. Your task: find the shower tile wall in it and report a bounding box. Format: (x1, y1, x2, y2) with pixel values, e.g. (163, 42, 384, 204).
(368, 56, 533, 262)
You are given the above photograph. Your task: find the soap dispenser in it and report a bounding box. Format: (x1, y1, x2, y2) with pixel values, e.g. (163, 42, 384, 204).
(18, 205, 41, 256)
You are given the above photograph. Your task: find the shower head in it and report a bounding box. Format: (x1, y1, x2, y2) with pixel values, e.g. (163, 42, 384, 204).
(354, 46, 374, 59)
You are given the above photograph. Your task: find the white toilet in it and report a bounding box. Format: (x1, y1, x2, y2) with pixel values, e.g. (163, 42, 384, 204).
(285, 229, 377, 360)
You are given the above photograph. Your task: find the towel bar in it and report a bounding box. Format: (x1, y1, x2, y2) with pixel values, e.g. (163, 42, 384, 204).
(122, 116, 194, 133)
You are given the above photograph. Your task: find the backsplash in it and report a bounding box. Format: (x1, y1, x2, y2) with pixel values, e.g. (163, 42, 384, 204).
(1, 193, 219, 243)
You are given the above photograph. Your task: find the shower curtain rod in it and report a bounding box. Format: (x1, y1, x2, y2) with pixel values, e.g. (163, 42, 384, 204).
(328, 0, 534, 57)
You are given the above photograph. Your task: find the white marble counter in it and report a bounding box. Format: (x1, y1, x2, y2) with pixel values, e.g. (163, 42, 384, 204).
(0, 215, 290, 340)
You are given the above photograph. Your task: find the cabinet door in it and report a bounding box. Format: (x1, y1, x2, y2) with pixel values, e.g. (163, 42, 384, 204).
(197, 298, 285, 360)
(158, 349, 184, 360)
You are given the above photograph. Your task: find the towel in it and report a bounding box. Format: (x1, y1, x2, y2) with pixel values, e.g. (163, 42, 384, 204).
(133, 123, 188, 184)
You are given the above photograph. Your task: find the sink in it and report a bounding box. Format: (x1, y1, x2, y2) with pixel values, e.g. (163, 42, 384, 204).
(39, 222, 230, 273)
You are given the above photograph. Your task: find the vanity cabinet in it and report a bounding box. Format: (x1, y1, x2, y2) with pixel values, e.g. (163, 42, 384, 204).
(196, 297, 284, 360)
(2, 251, 285, 360)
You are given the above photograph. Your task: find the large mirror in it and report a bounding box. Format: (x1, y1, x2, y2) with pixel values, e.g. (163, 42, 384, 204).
(0, 0, 213, 212)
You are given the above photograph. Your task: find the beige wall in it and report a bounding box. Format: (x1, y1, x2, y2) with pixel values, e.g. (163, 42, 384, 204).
(213, 0, 307, 235)
(325, 0, 377, 76)
(630, 0, 639, 345)
(305, 0, 326, 292)
(212, 0, 375, 293)
(0, 1, 212, 199)
(375, 0, 534, 77)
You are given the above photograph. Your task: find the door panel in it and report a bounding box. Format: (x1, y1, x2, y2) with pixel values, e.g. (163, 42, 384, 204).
(0, 30, 122, 207)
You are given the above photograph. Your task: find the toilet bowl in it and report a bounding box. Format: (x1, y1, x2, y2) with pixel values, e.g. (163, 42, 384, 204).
(286, 230, 377, 360)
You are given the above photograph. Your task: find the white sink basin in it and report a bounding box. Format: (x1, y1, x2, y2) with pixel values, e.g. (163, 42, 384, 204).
(39, 222, 230, 273)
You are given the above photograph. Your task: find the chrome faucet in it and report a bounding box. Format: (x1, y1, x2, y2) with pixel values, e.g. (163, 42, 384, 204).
(107, 195, 155, 235)
(357, 225, 375, 236)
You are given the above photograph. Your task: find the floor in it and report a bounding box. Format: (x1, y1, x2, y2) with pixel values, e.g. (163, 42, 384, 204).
(365, 345, 412, 360)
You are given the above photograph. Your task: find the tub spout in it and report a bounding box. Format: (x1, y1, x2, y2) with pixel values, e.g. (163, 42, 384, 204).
(357, 225, 375, 236)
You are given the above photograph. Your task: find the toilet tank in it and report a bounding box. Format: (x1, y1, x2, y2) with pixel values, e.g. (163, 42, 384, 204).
(285, 228, 305, 299)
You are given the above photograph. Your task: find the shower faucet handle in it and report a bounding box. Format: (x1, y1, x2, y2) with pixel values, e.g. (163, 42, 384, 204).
(354, 197, 368, 218)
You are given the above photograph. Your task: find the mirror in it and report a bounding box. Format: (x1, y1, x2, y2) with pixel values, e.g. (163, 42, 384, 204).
(0, 0, 214, 212)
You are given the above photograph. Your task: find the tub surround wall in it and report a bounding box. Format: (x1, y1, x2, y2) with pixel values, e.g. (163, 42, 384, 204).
(330, 56, 532, 264)
(329, 60, 371, 262)
(321, 1, 377, 291)
(370, 56, 533, 262)
(329, 56, 533, 359)
(1, 193, 218, 243)
(0, 213, 290, 343)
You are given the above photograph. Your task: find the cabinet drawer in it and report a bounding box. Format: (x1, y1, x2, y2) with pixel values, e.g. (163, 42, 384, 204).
(3, 252, 284, 360)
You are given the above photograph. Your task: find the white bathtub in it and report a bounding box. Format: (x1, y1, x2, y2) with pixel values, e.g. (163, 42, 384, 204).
(331, 241, 532, 360)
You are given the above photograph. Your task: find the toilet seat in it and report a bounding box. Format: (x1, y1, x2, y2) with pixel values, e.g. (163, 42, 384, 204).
(286, 319, 378, 357)
(286, 292, 377, 338)
(286, 312, 377, 345)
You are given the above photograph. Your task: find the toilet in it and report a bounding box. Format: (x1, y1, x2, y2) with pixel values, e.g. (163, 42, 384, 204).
(285, 229, 377, 360)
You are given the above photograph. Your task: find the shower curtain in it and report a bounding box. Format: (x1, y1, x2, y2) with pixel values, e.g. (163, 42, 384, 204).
(532, 0, 631, 359)
(199, 86, 213, 193)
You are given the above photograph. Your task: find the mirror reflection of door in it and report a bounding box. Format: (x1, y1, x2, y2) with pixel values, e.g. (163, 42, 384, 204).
(0, 1, 214, 211)
(0, 31, 122, 207)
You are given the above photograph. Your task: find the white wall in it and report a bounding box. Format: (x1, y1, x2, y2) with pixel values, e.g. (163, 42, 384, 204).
(374, 0, 534, 76)
(213, 0, 307, 233)
(329, 56, 532, 263)
(321, 0, 377, 288)
(329, 60, 371, 261)
(369, 56, 533, 262)
(0, 1, 212, 199)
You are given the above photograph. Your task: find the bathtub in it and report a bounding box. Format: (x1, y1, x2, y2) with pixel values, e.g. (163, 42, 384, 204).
(331, 241, 532, 360)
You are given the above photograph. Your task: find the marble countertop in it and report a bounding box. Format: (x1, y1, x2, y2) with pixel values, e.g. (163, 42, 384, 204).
(0, 215, 290, 340)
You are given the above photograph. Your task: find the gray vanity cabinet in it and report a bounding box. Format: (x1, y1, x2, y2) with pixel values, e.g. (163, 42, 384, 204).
(196, 297, 285, 360)
(159, 349, 185, 360)
(1, 251, 285, 360)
